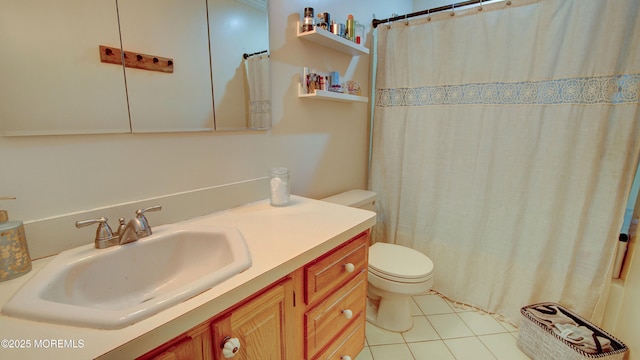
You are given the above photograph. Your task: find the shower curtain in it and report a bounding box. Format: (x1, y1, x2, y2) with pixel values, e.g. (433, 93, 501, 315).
(243, 54, 271, 129)
(370, 0, 640, 325)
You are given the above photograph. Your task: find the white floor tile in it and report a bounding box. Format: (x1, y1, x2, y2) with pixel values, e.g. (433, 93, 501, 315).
(408, 340, 456, 360)
(366, 322, 405, 345)
(444, 337, 497, 360)
(458, 311, 510, 335)
(370, 344, 415, 360)
(428, 314, 475, 339)
(362, 294, 528, 360)
(403, 316, 440, 342)
(356, 346, 374, 360)
(410, 297, 423, 316)
(478, 333, 530, 360)
(413, 294, 454, 315)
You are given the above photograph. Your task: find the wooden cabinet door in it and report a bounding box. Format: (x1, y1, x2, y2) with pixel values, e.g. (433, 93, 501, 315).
(211, 278, 294, 360)
(117, 0, 214, 133)
(0, 0, 130, 135)
(140, 321, 213, 360)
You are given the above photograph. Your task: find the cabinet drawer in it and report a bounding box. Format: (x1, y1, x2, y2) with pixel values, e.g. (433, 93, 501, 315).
(305, 272, 367, 359)
(305, 231, 368, 305)
(312, 312, 365, 360)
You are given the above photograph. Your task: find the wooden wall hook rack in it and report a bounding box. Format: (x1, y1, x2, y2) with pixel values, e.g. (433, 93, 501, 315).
(99, 45, 174, 73)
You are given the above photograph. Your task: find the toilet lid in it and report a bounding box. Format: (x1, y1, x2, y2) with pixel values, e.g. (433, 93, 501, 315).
(369, 242, 433, 282)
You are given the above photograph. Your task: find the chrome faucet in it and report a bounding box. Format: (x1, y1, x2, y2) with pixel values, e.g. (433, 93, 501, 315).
(118, 206, 162, 244)
(76, 205, 162, 249)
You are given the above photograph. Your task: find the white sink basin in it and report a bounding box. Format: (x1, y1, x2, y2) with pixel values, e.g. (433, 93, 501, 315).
(2, 225, 251, 329)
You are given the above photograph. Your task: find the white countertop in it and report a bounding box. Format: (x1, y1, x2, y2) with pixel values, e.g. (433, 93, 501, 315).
(0, 196, 376, 360)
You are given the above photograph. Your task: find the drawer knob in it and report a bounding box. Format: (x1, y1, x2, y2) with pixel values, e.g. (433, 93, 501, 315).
(343, 263, 355, 273)
(342, 309, 353, 319)
(221, 336, 241, 358)
(341, 356, 352, 360)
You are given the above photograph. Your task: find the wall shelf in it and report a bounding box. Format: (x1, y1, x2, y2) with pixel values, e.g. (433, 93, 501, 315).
(296, 22, 369, 56)
(298, 84, 368, 103)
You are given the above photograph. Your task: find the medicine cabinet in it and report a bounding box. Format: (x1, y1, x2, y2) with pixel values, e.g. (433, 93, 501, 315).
(0, 0, 271, 136)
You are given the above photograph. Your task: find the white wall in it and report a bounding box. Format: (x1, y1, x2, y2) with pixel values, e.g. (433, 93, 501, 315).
(0, 0, 411, 259)
(413, 0, 505, 12)
(413, 0, 456, 10)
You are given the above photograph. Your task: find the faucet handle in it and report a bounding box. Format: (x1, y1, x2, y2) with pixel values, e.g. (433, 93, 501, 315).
(75, 217, 115, 242)
(136, 205, 162, 217)
(135, 205, 162, 236)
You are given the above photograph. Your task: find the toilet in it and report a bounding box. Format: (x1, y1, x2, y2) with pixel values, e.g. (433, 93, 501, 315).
(322, 190, 434, 332)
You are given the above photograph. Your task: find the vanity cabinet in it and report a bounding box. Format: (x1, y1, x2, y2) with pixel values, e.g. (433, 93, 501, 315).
(138, 231, 369, 360)
(150, 322, 213, 360)
(210, 278, 294, 359)
(303, 231, 368, 360)
(140, 278, 294, 360)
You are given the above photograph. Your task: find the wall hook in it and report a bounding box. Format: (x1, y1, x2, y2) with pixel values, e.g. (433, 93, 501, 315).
(99, 45, 173, 73)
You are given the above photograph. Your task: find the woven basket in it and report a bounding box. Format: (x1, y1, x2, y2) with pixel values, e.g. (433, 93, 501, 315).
(517, 302, 627, 360)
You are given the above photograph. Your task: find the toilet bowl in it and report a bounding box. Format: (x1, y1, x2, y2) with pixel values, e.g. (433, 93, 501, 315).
(322, 190, 435, 332)
(367, 242, 433, 332)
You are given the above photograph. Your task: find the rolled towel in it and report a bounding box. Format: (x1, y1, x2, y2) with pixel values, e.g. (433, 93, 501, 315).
(553, 324, 613, 354)
(525, 304, 577, 328)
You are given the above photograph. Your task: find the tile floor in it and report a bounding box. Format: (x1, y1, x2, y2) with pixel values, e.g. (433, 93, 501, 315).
(355, 294, 531, 360)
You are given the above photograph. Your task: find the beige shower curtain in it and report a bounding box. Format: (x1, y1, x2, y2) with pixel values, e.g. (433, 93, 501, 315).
(370, 0, 640, 325)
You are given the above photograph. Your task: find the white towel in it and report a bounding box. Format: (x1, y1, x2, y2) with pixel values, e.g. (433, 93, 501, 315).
(554, 323, 613, 354)
(525, 305, 577, 327)
(243, 54, 271, 129)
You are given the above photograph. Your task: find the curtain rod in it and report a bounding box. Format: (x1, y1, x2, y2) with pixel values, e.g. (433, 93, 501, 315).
(243, 50, 268, 59)
(372, 0, 490, 28)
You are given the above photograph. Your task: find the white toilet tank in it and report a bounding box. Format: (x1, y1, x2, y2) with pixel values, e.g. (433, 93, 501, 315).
(322, 190, 376, 211)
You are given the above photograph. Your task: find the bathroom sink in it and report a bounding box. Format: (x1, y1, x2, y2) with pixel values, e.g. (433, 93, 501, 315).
(2, 225, 252, 329)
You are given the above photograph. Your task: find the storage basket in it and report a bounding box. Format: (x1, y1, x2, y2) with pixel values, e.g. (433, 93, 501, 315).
(518, 302, 627, 360)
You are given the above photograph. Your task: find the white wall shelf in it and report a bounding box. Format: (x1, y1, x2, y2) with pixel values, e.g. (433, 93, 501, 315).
(298, 84, 368, 103)
(296, 22, 369, 56)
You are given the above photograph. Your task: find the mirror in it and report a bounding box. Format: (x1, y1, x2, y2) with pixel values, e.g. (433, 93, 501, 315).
(0, 0, 270, 136)
(209, 0, 271, 131)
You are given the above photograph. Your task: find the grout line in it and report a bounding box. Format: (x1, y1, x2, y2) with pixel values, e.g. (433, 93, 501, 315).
(363, 294, 525, 360)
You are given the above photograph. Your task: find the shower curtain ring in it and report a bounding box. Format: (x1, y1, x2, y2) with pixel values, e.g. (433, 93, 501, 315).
(451, 4, 456, 16)
(427, 9, 431, 22)
(479, 0, 483, 11)
(404, 14, 409, 25)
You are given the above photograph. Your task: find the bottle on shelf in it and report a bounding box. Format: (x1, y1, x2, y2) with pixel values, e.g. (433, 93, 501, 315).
(302, 7, 315, 32)
(346, 14, 355, 42)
